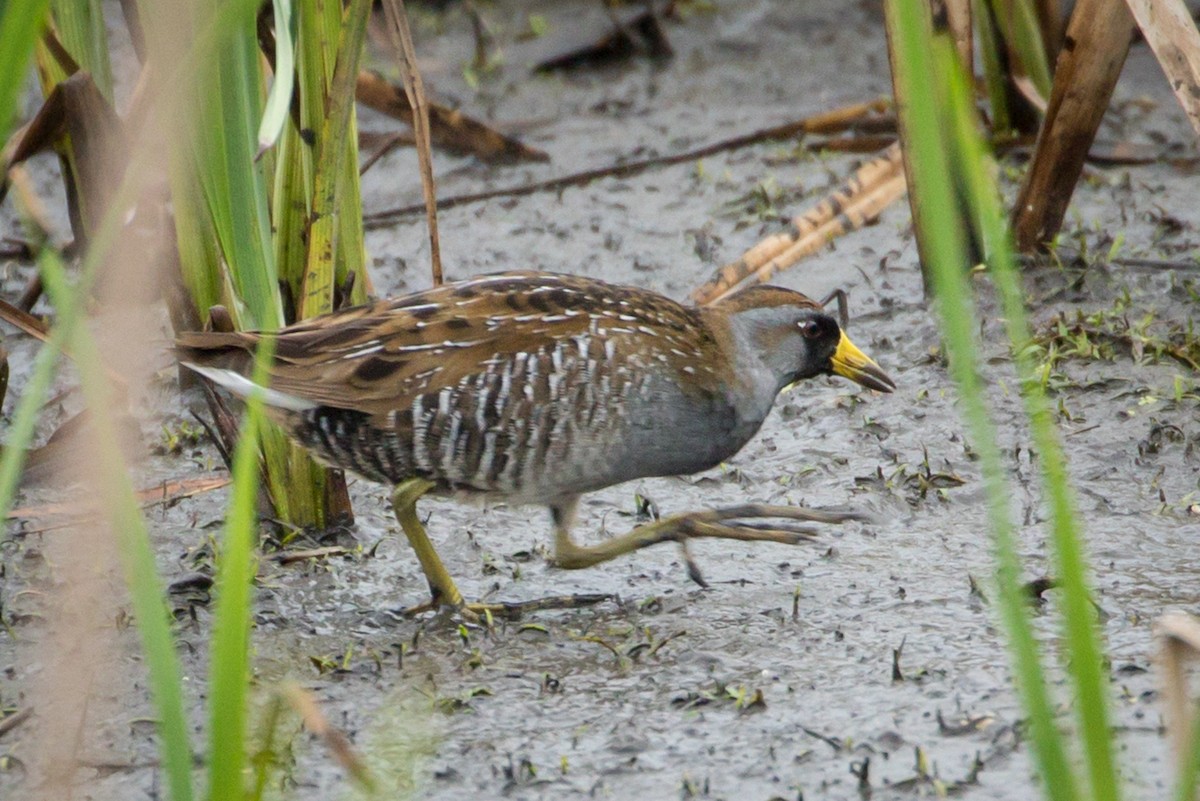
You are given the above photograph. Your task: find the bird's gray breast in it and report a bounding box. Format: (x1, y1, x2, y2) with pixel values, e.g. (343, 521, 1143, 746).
(598, 370, 763, 486)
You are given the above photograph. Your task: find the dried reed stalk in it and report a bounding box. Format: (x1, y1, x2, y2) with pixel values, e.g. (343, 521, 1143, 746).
(692, 143, 906, 305)
(379, 0, 442, 285)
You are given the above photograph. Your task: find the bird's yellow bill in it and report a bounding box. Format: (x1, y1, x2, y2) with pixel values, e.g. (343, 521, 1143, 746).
(830, 332, 896, 392)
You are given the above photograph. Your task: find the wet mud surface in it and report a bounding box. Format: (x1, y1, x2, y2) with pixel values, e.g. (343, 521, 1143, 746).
(2, 1, 1199, 799)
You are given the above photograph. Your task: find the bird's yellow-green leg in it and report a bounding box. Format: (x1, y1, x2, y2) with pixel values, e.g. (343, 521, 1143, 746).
(392, 481, 612, 621)
(551, 498, 865, 571)
(392, 478, 467, 614)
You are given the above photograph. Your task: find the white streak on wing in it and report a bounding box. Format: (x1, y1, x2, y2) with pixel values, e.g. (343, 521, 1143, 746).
(338, 344, 383, 359)
(183, 364, 316, 411)
(393, 342, 439, 353)
(399, 303, 439, 314)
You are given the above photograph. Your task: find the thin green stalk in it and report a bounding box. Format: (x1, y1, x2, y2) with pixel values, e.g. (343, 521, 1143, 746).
(206, 337, 275, 801)
(972, 0, 1011, 135)
(0, 0, 51, 135)
(37, 251, 195, 801)
(248, 693, 287, 801)
(0, 332, 63, 529)
(885, 2, 1080, 799)
(944, 57, 1119, 801)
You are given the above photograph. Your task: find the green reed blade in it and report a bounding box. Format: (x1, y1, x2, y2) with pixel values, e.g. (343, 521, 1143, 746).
(206, 336, 275, 801)
(943, 49, 1121, 801)
(884, 2, 1082, 798)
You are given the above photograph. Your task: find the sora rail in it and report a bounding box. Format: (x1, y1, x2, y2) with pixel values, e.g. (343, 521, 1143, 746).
(179, 271, 895, 616)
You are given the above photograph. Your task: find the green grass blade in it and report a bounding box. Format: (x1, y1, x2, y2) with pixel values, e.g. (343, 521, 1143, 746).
(258, 0, 296, 153)
(942, 53, 1121, 801)
(1009, 0, 1054, 96)
(49, 0, 113, 99)
(335, 110, 370, 307)
(206, 337, 275, 801)
(198, 10, 281, 330)
(37, 250, 195, 801)
(271, 113, 311, 304)
(248, 692, 287, 801)
(986, 0, 1053, 98)
(299, 0, 369, 318)
(973, 0, 1011, 135)
(0, 0, 51, 136)
(884, 3, 1081, 799)
(276, 0, 337, 301)
(0, 337, 62, 532)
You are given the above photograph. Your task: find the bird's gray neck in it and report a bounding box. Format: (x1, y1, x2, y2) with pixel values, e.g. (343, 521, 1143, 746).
(720, 309, 791, 425)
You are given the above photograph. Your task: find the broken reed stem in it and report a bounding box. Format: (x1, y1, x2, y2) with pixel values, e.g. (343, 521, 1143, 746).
(694, 143, 906, 305)
(1124, 0, 1200, 140)
(1157, 613, 1200, 769)
(380, 0, 442, 286)
(281, 682, 375, 791)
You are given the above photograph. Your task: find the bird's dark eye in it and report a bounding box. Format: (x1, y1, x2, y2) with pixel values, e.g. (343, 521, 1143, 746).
(798, 319, 823, 339)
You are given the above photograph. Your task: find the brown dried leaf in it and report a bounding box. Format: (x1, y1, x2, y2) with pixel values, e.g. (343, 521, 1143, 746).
(357, 71, 549, 163)
(1, 72, 126, 246)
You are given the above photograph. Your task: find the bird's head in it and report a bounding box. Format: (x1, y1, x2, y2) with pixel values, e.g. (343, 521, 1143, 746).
(712, 285, 896, 394)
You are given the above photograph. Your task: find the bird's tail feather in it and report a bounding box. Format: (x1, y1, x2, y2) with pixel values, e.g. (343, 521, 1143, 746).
(181, 363, 317, 412)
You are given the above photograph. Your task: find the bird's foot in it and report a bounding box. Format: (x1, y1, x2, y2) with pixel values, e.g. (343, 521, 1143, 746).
(553, 503, 872, 581)
(398, 593, 616, 624)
